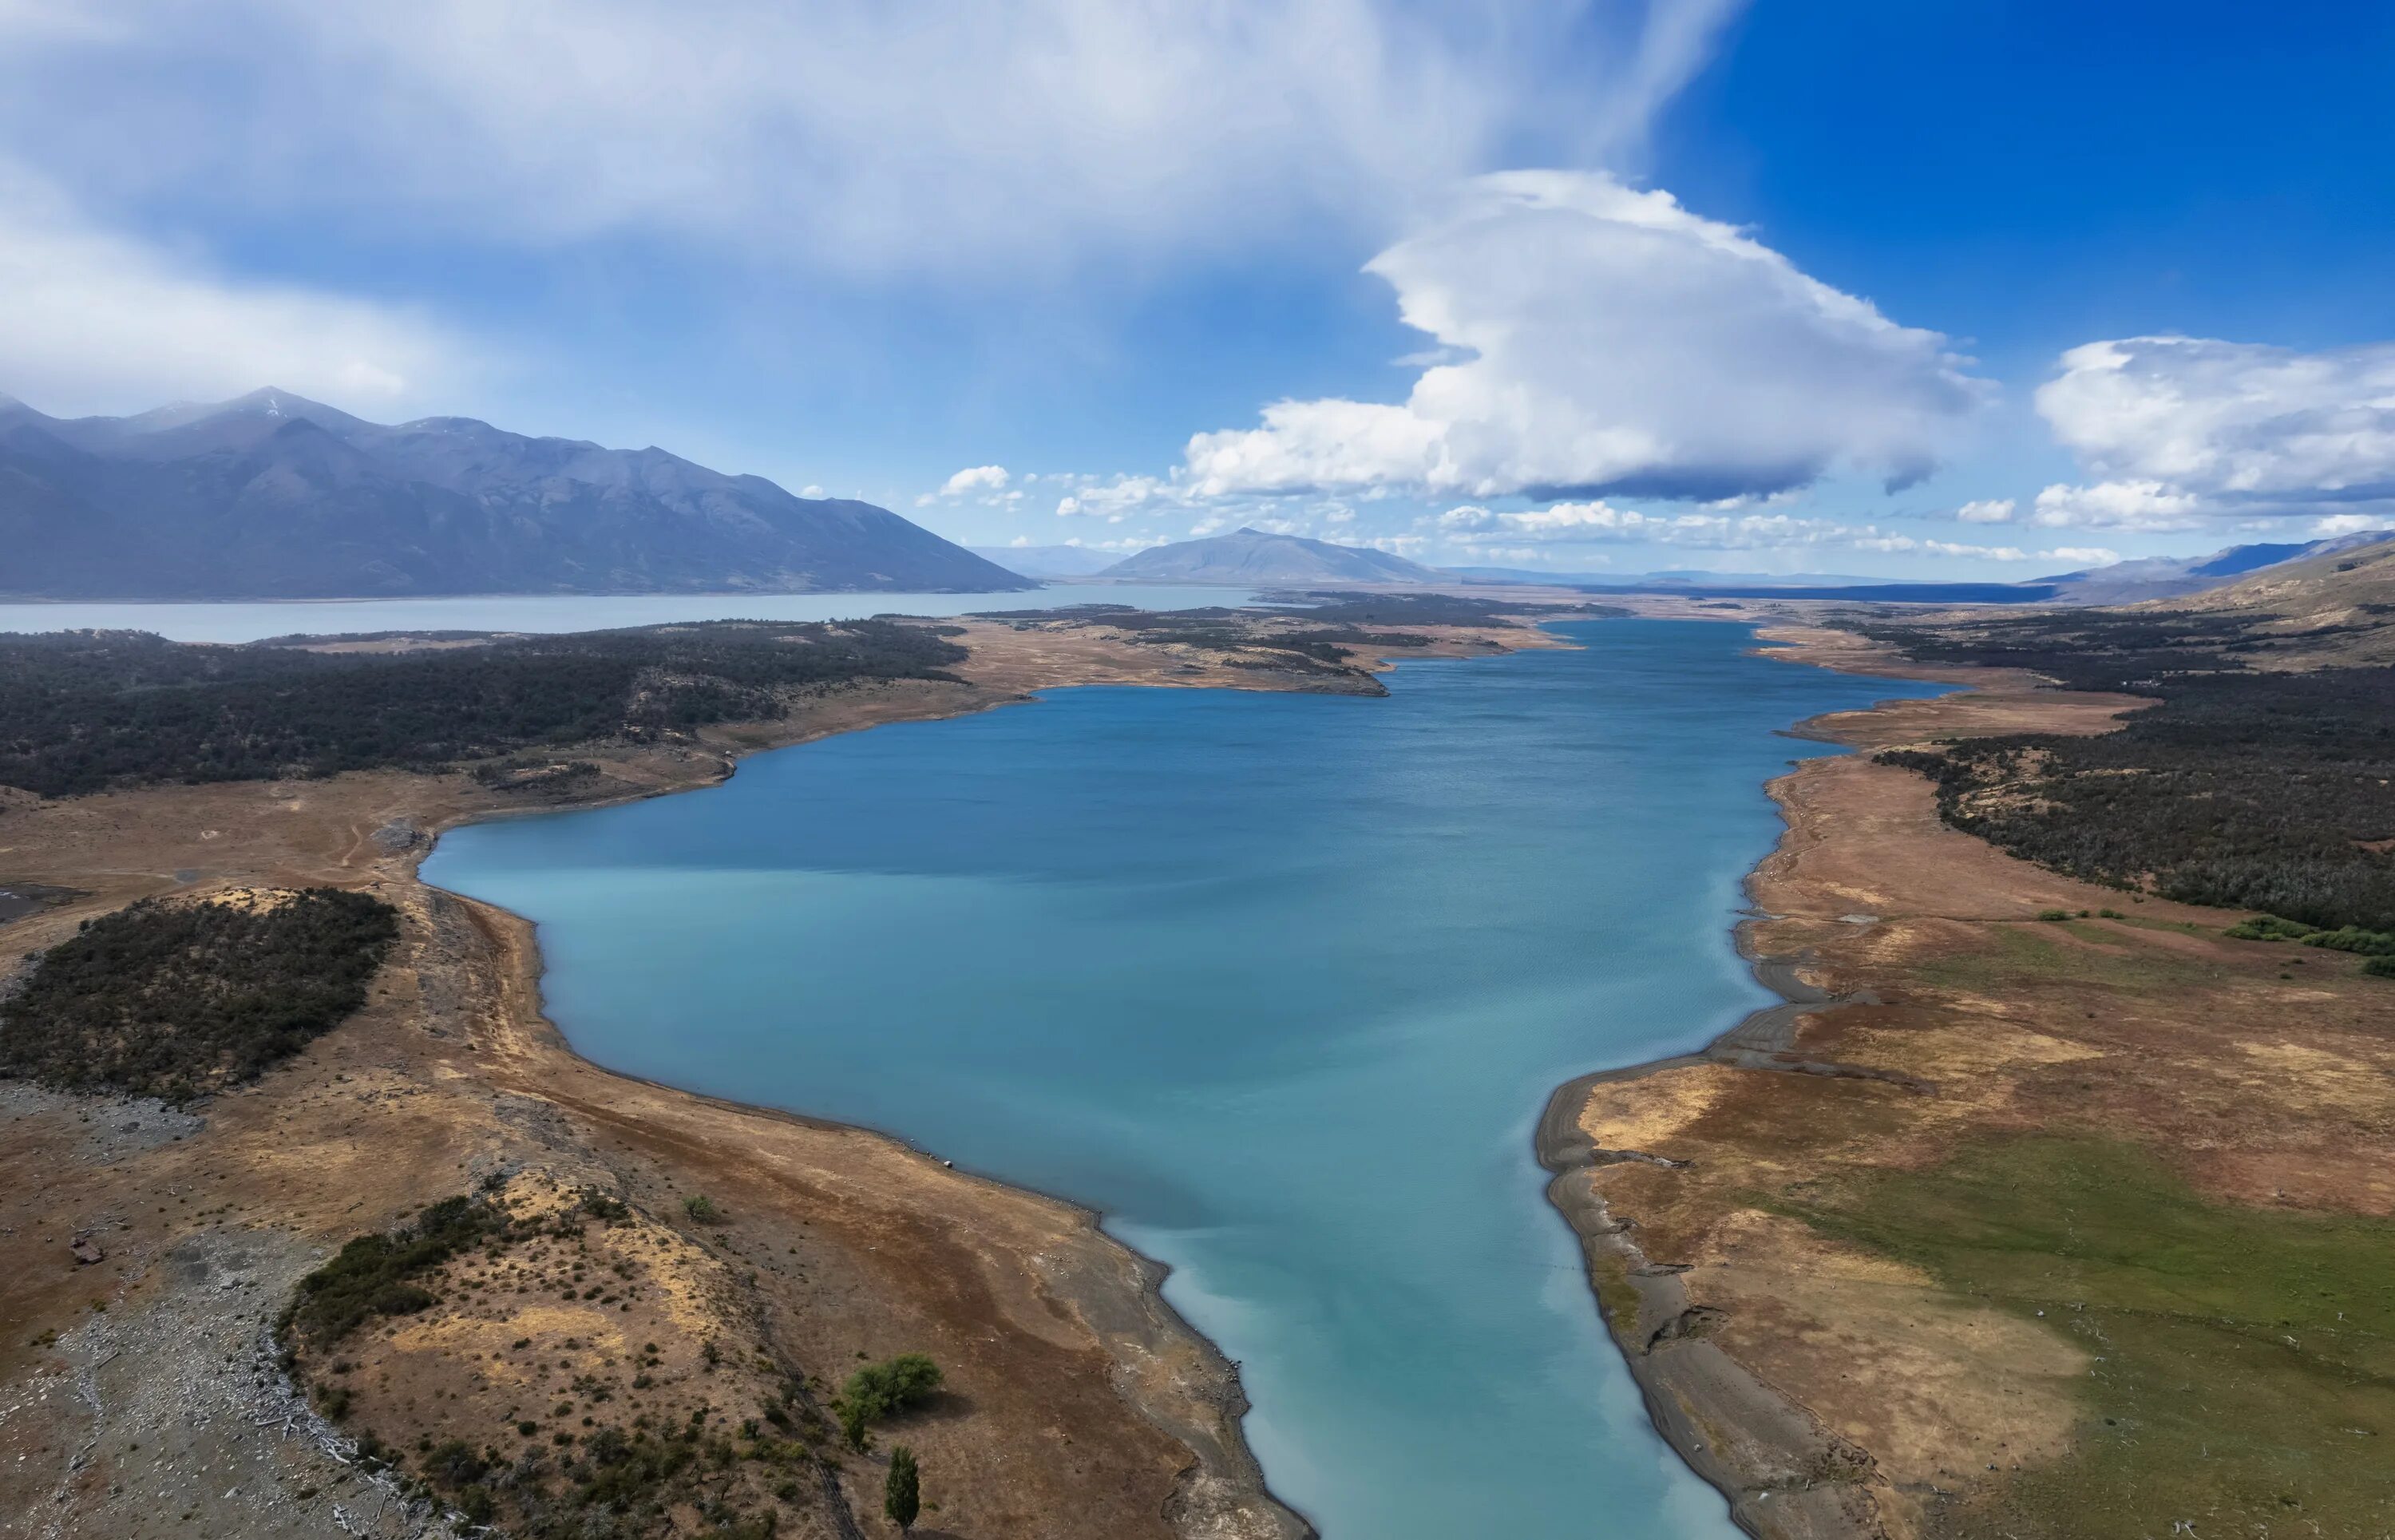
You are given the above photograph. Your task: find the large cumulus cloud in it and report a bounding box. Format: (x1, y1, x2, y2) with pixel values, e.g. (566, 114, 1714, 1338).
(2032, 335, 2395, 529)
(1183, 171, 1991, 503)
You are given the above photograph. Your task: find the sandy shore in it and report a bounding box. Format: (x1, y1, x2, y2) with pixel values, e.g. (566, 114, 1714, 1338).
(1525, 606, 2395, 1538)
(1530, 613, 2069, 1538)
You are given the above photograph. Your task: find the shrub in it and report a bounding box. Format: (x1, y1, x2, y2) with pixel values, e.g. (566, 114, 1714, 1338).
(0, 889, 399, 1101)
(838, 1354, 941, 1447)
(0, 621, 971, 798)
(1860, 621, 2395, 934)
(2300, 926, 2395, 956)
(2225, 916, 2319, 942)
(283, 1194, 502, 1347)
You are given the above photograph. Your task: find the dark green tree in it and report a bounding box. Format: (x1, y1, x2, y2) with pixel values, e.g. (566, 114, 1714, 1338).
(885, 1445, 920, 1533)
(841, 1353, 943, 1446)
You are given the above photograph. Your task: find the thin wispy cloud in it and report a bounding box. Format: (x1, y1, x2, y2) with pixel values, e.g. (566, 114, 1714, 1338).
(0, 0, 1743, 279)
(1432, 501, 2112, 565)
(0, 160, 466, 417)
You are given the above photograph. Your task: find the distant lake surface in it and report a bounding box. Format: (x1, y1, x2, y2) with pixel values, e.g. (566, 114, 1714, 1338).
(0, 584, 1258, 643)
(423, 619, 1946, 1538)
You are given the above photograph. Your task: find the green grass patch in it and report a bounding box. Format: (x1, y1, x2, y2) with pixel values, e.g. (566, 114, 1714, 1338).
(1911, 924, 2217, 995)
(1779, 1135, 2395, 1534)
(1585, 1249, 1643, 1343)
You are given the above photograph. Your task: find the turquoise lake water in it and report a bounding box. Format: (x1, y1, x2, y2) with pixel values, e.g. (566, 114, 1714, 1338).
(422, 618, 1946, 1537)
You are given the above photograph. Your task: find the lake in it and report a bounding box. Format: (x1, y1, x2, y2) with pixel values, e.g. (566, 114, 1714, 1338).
(0, 583, 1258, 643)
(422, 617, 1946, 1537)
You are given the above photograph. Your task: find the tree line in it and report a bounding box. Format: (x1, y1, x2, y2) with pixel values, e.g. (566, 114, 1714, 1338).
(0, 620, 968, 796)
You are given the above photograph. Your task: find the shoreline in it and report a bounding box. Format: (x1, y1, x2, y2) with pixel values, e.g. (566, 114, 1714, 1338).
(430, 605, 1847, 1538)
(1534, 633, 1976, 1540)
(382, 618, 1564, 1536)
(398, 612, 1593, 1538)
(435, 881, 1313, 1538)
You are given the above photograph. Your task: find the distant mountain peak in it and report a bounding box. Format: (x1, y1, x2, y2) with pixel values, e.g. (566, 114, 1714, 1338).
(1099, 527, 1439, 585)
(0, 388, 1034, 600)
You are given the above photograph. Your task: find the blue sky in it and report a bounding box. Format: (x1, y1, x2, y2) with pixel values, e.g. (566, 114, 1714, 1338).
(2, 1, 2390, 576)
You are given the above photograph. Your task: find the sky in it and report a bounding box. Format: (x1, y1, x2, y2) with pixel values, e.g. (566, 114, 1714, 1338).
(2, 0, 2391, 578)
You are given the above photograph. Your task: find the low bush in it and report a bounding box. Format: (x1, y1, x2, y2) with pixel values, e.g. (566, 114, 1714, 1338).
(2225, 916, 2320, 942)
(283, 1194, 505, 1347)
(0, 888, 398, 1102)
(2300, 926, 2395, 956)
(0, 620, 968, 797)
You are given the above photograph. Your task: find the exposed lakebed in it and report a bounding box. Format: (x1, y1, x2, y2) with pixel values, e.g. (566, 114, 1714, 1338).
(424, 618, 1945, 1537)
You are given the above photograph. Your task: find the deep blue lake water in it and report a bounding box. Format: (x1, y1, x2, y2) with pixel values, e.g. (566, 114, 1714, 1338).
(422, 618, 1945, 1537)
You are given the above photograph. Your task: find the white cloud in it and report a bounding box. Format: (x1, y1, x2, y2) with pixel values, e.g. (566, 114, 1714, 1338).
(1956, 498, 2015, 524)
(1184, 171, 1989, 503)
(2029, 479, 2204, 531)
(2313, 513, 2392, 537)
(0, 1, 1747, 277)
(1430, 500, 2112, 567)
(1436, 501, 1860, 551)
(940, 465, 1010, 495)
(1054, 473, 1185, 521)
(0, 160, 465, 416)
(2035, 335, 2395, 524)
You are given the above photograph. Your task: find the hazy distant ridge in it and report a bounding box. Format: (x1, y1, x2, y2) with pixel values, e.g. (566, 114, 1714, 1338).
(1096, 527, 1439, 584)
(0, 388, 1030, 599)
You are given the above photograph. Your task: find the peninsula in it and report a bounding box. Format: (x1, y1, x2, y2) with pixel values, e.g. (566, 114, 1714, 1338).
(0, 595, 1560, 1539)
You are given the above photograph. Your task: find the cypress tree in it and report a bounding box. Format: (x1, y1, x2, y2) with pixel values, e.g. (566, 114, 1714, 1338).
(885, 1444, 920, 1533)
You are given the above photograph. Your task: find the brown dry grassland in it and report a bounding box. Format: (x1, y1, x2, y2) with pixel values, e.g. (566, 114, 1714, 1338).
(1544, 612, 2395, 1540)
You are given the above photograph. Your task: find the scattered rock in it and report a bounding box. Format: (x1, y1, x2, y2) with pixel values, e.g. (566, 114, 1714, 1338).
(370, 819, 424, 853)
(70, 1234, 105, 1265)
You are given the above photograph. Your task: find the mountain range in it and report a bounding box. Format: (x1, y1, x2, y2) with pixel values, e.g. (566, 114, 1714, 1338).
(1094, 527, 1439, 585)
(0, 389, 1031, 598)
(1435, 534, 2387, 605)
(2033, 534, 2384, 604)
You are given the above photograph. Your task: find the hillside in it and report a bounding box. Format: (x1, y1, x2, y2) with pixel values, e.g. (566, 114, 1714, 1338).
(1099, 526, 1439, 584)
(2160, 529, 2395, 662)
(0, 388, 1031, 598)
(2034, 532, 2378, 604)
